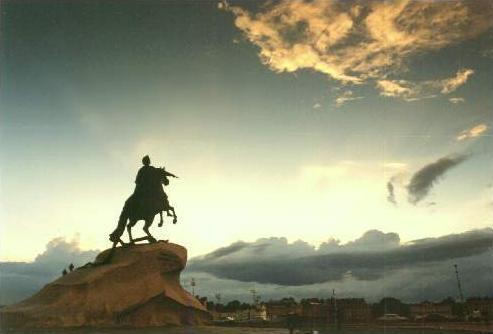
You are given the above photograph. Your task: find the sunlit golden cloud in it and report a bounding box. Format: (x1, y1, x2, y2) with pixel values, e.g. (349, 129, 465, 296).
(376, 79, 421, 101)
(221, 0, 492, 102)
(456, 123, 488, 141)
(376, 69, 474, 101)
(439, 69, 474, 94)
(449, 97, 465, 104)
(335, 90, 363, 107)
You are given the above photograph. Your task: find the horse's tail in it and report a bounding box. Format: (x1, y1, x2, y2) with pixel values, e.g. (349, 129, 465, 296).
(109, 199, 131, 243)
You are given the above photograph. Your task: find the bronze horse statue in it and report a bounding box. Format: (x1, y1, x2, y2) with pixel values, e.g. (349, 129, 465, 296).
(109, 167, 177, 246)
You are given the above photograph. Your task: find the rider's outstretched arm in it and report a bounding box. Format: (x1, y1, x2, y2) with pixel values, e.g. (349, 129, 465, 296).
(165, 171, 178, 178)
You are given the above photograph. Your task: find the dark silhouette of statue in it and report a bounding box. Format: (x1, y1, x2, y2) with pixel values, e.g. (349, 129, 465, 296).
(69, 263, 74, 272)
(134, 155, 177, 226)
(62, 269, 67, 276)
(109, 155, 178, 246)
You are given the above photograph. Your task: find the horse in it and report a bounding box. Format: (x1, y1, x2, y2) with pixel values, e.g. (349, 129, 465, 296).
(109, 167, 177, 246)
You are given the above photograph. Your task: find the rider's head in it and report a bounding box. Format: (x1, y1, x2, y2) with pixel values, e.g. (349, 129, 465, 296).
(142, 155, 151, 166)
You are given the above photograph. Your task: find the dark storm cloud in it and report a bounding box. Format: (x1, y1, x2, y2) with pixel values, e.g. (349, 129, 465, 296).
(0, 238, 99, 305)
(188, 229, 493, 286)
(387, 181, 397, 205)
(202, 241, 249, 260)
(343, 230, 400, 251)
(407, 155, 468, 204)
(182, 250, 493, 303)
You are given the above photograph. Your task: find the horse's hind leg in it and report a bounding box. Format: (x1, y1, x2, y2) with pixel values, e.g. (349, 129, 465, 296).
(127, 219, 138, 244)
(143, 218, 156, 243)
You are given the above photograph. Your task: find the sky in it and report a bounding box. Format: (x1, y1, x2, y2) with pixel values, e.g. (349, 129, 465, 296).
(1, 0, 492, 304)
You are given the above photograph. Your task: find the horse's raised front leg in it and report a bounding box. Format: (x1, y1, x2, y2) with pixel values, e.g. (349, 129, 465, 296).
(169, 206, 177, 224)
(143, 218, 157, 243)
(127, 219, 138, 244)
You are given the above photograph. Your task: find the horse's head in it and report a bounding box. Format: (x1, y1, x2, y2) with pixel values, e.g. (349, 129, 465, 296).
(157, 167, 170, 186)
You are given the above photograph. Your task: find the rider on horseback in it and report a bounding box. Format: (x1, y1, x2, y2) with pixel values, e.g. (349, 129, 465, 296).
(109, 156, 178, 246)
(134, 155, 177, 225)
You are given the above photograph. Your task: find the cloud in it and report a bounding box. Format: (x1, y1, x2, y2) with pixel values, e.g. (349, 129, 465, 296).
(335, 90, 363, 107)
(456, 123, 488, 141)
(376, 69, 473, 101)
(449, 97, 465, 104)
(385, 171, 409, 206)
(183, 248, 493, 303)
(407, 154, 468, 204)
(387, 181, 397, 205)
(342, 230, 400, 251)
(222, 0, 492, 97)
(439, 69, 474, 94)
(201, 241, 249, 260)
(376, 79, 420, 101)
(188, 229, 493, 288)
(0, 238, 99, 305)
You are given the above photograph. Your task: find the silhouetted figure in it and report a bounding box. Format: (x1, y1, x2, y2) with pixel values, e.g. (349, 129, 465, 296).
(109, 155, 178, 246)
(69, 263, 74, 272)
(134, 155, 177, 225)
(62, 269, 68, 276)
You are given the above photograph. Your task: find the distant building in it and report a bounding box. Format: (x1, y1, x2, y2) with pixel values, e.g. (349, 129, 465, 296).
(212, 311, 234, 321)
(371, 297, 410, 318)
(331, 298, 370, 323)
(467, 297, 493, 320)
(265, 302, 300, 320)
(409, 301, 453, 320)
(250, 304, 267, 321)
(213, 305, 267, 322)
(300, 301, 328, 319)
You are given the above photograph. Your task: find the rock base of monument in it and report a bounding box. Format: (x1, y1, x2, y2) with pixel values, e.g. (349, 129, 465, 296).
(0, 242, 211, 330)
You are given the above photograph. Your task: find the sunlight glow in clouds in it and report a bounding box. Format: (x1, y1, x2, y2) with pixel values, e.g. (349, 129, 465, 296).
(221, 0, 492, 101)
(335, 90, 363, 107)
(456, 123, 489, 141)
(376, 69, 474, 101)
(449, 97, 465, 104)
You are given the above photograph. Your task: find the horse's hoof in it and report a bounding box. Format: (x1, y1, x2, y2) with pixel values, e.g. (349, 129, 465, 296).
(158, 222, 163, 227)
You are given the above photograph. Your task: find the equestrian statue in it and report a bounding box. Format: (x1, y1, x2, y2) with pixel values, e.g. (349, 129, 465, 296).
(109, 155, 178, 247)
